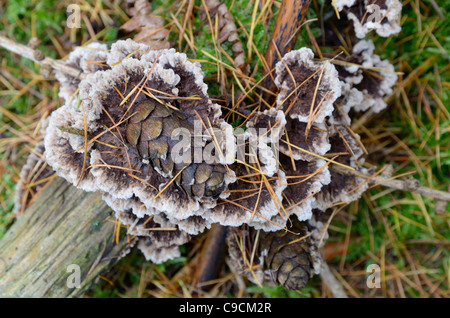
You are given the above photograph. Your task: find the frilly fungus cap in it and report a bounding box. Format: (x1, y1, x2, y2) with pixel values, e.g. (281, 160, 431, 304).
(335, 0, 402, 38)
(274, 48, 341, 124)
(313, 124, 369, 211)
(45, 40, 237, 262)
(42, 38, 393, 266)
(54, 42, 109, 104)
(204, 105, 329, 232)
(350, 40, 398, 113)
(330, 39, 398, 128)
(274, 48, 339, 161)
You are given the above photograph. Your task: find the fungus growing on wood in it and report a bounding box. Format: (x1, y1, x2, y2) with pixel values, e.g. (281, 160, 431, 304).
(54, 42, 109, 103)
(350, 40, 398, 113)
(328, 82, 364, 129)
(313, 125, 369, 211)
(329, 39, 398, 127)
(241, 108, 286, 177)
(45, 40, 237, 262)
(274, 48, 341, 124)
(279, 118, 331, 162)
(42, 37, 389, 273)
(205, 166, 288, 232)
(109, 206, 190, 263)
(280, 154, 331, 222)
(334, 0, 402, 39)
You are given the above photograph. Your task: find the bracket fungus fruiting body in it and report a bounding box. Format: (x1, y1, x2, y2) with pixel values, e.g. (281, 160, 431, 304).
(45, 40, 237, 262)
(275, 48, 341, 125)
(54, 42, 109, 104)
(226, 40, 398, 288)
(332, 39, 398, 124)
(327, 38, 398, 136)
(36, 21, 399, 290)
(334, 0, 402, 39)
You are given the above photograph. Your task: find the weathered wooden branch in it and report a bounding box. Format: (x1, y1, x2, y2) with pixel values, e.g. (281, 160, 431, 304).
(192, 224, 228, 291)
(0, 178, 133, 297)
(262, 0, 312, 96)
(332, 165, 450, 202)
(319, 263, 348, 298)
(0, 34, 85, 79)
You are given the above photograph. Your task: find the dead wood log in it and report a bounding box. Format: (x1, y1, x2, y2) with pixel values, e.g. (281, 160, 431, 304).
(0, 178, 132, 297)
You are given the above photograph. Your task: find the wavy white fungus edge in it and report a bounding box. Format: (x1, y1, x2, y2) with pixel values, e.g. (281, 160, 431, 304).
(288, 159, 331, 222)
(352, 40, 398, 113)
(104, 197, 190, 263)
(44, 104, 97, 193)
(137, 238, 183, 263)
(279, 121, 331, 162)
(106, 38, 153, 65)
(103, 191, 213, 235)
(78, 57, 180, 130)
(89, 148, 230, 221)
(244, 109, 287, 177)
(313, 167, 370, 211)
(55, 42, 109, 103)
(58, 40, 235, 167)
(328, 82, 364, 130)
(165, 215, 212, 235)
(107, 40, 236, 165)
(274, 48, 342, 124)
(48, 44, 238, 223)
(200, 170, 288, 231)
(346, 0, 402, 39)
(333, 0, 357, 11)
(250, 158, 331, 231)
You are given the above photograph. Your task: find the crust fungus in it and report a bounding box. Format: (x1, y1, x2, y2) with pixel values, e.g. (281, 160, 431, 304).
(205, 166, 288, 232)
(279, 118, 331, 162)
(334, 0, 402, 39)
(241, 108, 286, 177)
(328, 82, 364, 129)
(205, 106, 329, 232)
(280, 154, 331, 222)
(108, 206, 190, 263)
(41, 37, 385, 274)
